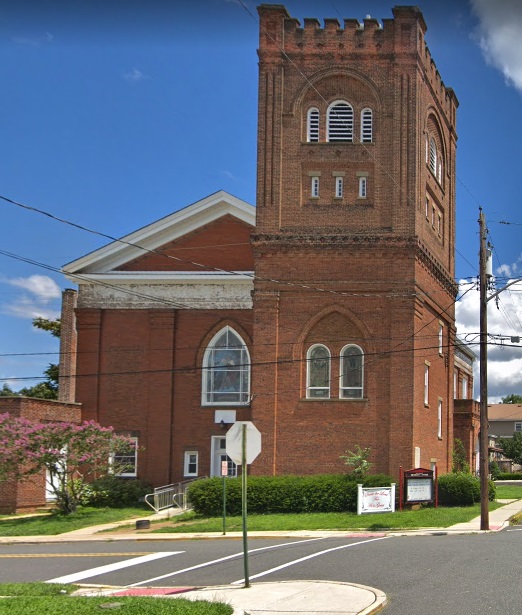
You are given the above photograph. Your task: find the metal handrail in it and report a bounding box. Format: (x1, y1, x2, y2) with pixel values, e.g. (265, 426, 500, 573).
(144, 477, 207, 513)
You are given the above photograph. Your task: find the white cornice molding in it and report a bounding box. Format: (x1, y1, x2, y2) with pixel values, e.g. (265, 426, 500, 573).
(64, 271, 255, 285)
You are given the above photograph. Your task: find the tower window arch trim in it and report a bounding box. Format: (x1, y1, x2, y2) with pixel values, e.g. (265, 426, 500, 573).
(202, 326, 250, 406)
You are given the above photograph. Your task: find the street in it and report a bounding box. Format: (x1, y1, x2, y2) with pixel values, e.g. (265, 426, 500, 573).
(1, 529, 521, 614)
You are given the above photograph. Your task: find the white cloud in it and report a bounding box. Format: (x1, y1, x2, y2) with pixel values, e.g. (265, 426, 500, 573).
(456, 276, 522, 401)
(470, 0, 522, 92)
(6, 275, 61, 302)
(12, 32, 54, 46)
(123, 68, 149, 83)
(0, 275, 61, 321)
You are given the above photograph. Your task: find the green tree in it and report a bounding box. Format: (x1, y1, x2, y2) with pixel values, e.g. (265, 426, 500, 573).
(452, 438, 470, 473)
(0, 414, 135, 514)
(340, 445, 372, 478)
(0, 384, 17, 397)
(501, 394, 522, 404)
(499, 432, 522, 466)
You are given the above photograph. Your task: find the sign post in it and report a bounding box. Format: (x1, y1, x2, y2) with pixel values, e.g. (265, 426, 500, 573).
(221, 460, 228, 535)
(226, 421, 262, 588)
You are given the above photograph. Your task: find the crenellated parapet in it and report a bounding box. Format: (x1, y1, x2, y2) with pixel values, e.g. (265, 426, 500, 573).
(257, 4, 457, 115)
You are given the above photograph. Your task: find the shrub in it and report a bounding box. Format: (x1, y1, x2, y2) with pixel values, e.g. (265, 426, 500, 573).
(497, 472, 522, 480)
(437, 472, 495, 506)
(489, 461, 501, 480)
(187, 473, 394, 516)
(81, 476, 153, 508)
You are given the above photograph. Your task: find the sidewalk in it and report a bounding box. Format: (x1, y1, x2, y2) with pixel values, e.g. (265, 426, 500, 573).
(1, 499, 521, 615)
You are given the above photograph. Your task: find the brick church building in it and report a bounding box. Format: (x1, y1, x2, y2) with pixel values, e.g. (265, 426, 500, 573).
(61, 5, 462, 487)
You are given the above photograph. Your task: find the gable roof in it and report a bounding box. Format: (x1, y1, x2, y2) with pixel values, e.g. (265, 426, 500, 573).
(488, 404, 522, 421)
(63, 190, 255, 276)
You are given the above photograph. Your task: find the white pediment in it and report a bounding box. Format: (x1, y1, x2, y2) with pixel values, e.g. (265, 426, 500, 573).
(63, 190, 255, 276)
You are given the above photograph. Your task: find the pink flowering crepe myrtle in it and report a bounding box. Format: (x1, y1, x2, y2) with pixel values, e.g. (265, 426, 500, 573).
(0, 413, 136, 513)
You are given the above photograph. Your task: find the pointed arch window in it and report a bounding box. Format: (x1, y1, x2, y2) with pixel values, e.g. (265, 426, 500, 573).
(327, 101, 353, 142)
(306, 344, 330, 398)
(307, 107, 320, 142)
(361, 108, 373, 143)
(340, 345, 364, 399)
(202, 326, 250, 405)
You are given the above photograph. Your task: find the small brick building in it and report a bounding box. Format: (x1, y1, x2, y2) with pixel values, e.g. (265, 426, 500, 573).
(0, 397, 81, 513)
(61, 5, 464, 487)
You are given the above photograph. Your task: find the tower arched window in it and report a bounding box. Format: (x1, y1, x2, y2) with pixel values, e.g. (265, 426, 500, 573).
(340, 344, 364, 399)
(306, 344, 330, 398)
(361, 108, 373, 143)
(307, 107, 320, 142)
(202, 326, 250, 405)
(327, 101, 353, 142)
(429, 138, 437, 175)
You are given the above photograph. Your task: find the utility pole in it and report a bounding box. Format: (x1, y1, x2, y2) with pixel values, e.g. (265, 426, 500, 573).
(478, 208, 489, 530)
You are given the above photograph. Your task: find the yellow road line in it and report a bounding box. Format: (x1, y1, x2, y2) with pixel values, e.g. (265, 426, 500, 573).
(0, 553, 152, 558)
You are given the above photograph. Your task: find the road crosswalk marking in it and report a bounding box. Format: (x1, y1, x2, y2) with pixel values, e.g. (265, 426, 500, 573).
(46, 551, 184, 584)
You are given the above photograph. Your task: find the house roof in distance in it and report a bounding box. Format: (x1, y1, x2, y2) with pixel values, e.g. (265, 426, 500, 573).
(488, 404, 522, 421)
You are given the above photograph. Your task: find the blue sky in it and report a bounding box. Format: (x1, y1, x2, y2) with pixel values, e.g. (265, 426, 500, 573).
(1, 0, 522, 401)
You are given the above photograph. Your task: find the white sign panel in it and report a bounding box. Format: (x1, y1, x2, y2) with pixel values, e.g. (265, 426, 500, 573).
(406, 478, 432, 502)
(225, 421, 262, 465)
(357, 484, 396, 515)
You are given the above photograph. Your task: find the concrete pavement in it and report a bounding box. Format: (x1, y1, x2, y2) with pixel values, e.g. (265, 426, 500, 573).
(1, 499, 521, 615)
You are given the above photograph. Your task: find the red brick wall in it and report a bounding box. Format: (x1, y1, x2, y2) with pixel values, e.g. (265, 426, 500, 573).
(251, 5, 457, 480)
(75, 308, 253, 485)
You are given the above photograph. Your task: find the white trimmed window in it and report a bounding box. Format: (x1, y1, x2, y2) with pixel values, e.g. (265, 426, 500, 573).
(335, 176, 343, 198)
(113, 437, 138, 477)
(515, 422, 522, 432)
(307, 107, 319, 142)
(361, 108, 373, 143)
(424, 362, 430, 405)
(438, 323, 443, 355)
(461, 375, 468, 399)
(327, 100, 353, 142)
(311, 176, 320, 198)
(184, 451, 199, 477)
(358, 176, 367, 198)
(438, 399, 443, 439)
(340, 345, 364, 399)
(306, 344, 331, 399)
(454, 370, 458, 399)
(202, 326, 250, 405)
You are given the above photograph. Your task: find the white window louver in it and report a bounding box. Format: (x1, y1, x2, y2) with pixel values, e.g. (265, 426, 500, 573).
(361, 108, 373, 142)
(307, 108, 319, 142)
(327, 102, 353, 142)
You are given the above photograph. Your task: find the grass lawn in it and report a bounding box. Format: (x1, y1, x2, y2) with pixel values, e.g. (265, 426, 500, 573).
(495, 484, 522, 499)
(149, 501, 506, 533)
(0, 583, 232, 615)
(0, 507, 154, 537)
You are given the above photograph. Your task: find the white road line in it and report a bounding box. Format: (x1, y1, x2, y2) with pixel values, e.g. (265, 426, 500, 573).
(46, 551, 184, 584)
(232, 536, 390, 584)
(128, 537, 328, 587)
(506, 528, 522, 531)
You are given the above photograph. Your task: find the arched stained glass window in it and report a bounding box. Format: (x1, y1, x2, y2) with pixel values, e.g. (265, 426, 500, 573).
(202, 326, 250, 405)
(306, 344, 330, 398)
(340, 345, 364, 399)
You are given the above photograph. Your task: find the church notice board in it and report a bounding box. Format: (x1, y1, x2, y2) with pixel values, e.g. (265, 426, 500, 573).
(399, 467, 438, 509)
